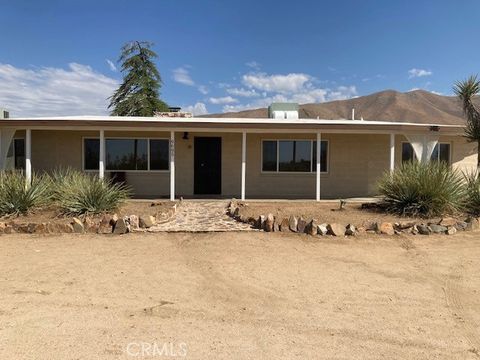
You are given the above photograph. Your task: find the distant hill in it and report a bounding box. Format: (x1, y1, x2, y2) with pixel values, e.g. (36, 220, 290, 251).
(204, 89, 477, 125)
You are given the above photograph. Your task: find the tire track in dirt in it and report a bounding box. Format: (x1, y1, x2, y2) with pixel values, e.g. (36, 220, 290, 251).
(444, 266, 480, 356)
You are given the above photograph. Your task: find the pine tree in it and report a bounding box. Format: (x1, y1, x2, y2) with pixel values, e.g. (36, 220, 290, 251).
(109, 41, 169, 116)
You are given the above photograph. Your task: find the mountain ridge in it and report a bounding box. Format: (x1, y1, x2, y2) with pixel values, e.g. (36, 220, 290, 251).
(203, 90, 476, 125)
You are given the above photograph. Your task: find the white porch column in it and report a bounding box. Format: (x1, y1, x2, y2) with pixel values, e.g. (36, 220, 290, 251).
(170, 131, 175, 201)
(99, 129, 105, 179)
(316, 132, 321, 201)
(241, 131, 246, 200)
(389, 133, 395, 173)
(25, 129, 32, 188)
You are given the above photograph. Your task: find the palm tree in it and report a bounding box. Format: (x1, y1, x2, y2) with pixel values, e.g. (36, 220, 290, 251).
(454, 75, 480, 169)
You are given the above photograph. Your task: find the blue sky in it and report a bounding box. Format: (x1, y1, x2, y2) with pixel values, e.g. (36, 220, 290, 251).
(1, 0, 480, 116)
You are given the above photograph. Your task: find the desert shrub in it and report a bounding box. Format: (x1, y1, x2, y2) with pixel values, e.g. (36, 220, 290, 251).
(52, 169, 131, 216)
(464, 172, 480, 215)
(378, 161, 465, 217)
(0, 171, 52, 216)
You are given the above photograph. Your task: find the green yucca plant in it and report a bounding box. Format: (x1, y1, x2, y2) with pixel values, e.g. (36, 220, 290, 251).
(52, 168, 131, 216)
(464, 172, 480, 215)
(0, 171, 52, 216)
(378, 161, 466, 217)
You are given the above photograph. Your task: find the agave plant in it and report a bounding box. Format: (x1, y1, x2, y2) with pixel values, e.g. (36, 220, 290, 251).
(0, 171, 52, 216)
(52, 168, 131, 216)
(378, 161, 466, 217)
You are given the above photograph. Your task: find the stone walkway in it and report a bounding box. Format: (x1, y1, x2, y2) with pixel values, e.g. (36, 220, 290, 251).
(148, 201, 255, 232)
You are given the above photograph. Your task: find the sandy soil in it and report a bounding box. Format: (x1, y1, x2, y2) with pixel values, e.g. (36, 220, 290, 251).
(237, 201, 445, 225)
(1, 232, 480, 359)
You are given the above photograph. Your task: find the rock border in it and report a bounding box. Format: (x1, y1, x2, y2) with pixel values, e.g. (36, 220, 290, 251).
(0, 203, 178, 235)
(227, 200, 478, 237)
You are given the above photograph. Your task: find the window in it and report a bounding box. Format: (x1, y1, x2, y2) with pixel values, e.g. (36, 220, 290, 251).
(106, 139, 148, 170)
(401, 142, 450, 164)
(262, 141, 277, 171)
(83, 138, 169, 171)
(149, 139, 169, 170)
(6, 138, 25, 169)
(262, 140, 328, 173)
(84, 139, 99, 170)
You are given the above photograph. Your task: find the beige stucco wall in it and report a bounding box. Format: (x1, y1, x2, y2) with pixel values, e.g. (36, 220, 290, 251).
(14, 130, 478, 199)
(245, 133, 390, 199)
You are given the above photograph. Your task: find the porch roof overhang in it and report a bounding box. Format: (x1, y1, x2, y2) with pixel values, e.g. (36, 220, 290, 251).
(0, 115, 465, 135)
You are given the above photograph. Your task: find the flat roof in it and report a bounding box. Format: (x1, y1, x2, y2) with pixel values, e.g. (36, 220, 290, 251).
(0, 116, 464, 134)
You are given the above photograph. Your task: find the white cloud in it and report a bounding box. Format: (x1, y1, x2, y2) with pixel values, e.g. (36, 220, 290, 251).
(197, 85, 209, 95)
(172, 66, 209, 95)
(106, 59, 117, 72)
(226, 87, 260, 97)
(182, 102, 208, 115)
(209, 96, 238, 104)
(172, 67, 195, 86)
(246, 61, 261, 70)
(0, 62, 118, 117)
(222, 85, 357, 113)
(408, 68, 432, 79)
(242, 72, 311, 94)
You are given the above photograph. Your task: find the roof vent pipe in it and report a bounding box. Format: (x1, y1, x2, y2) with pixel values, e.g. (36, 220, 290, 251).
(351, 108, 355, 120)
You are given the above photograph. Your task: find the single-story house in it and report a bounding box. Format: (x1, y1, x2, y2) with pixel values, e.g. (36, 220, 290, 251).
(0, 103, 475, 200)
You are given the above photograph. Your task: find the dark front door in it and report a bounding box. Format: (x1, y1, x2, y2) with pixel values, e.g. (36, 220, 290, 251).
(194, 137, 222, 195)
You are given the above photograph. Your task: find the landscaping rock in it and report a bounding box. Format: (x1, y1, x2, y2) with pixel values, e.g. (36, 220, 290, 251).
(139, 215, 156, 228)
(109, 214, 118, 226)
(72, 218, 84, 233)
(455, 221, 467, 231)
(0, 222, 5, 233)
(317, 223, 328, 236)
(327, 223, 346, 236)
(416, 224, 431, 235)
(345, 224, 356, 236)
(297, 217, 307, 233)
(289, 216, 298, 232)
(363, 220, 378, 232)
(256, 215, 266, 229)
(379, 222, 395, 236)
(439, 217, 457, 227)
(83, 217, 97, 233)
(273, 218, 280, 232)
(113, 218, 129, 234)
(128, 215, 139, 231)
(305, 220, 318, 236)
(264, 214, 275, 232)
(395, 221, 416, 230)
(33, 223, 48, 234)
(429, 224, 447, 234)
(446, 226, 457, 235)
(279, 218, 290, 232)
(465, 217, 480, 231)
(356, 226, 366, 235)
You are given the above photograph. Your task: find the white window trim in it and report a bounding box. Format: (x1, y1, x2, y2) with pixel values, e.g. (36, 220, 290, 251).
(401, 141, 452, 163)
(82, 136, 170, 173)
(260, 139, 329, 174)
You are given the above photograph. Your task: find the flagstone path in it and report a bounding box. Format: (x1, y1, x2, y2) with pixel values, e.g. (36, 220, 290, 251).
(148, 201, 255, 232)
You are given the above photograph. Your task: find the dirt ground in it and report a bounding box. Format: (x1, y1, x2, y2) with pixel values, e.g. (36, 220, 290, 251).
(237, 201, 445, 225)
(1, 232, 480, 359)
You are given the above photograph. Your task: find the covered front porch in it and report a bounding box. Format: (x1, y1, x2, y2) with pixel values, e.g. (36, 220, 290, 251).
(0, 116, 470, 200)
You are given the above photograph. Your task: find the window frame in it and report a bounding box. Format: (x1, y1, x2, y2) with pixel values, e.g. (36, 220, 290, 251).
(261, 139, 329, 174)
(82, 136, 170, 173)
(401, 141, 452, 164)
